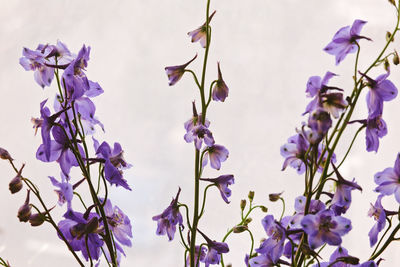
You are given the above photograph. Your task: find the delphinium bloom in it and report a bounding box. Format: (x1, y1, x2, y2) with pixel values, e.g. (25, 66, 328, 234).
(374, 153, 400, 203)
(197, 230, 229, 267)
(103, 199, 133, 252)
(202, 144, 229, 170)
(368, 195, 386, 247)
(304, 72, 347, 119)
(184, 124, 215, 150)
(19, 45, 54, 88)
(280, 133, 309, 174)
(186, 245, 206, 267)
(330, 165, 362, 215)
(58, 209, 104, 261)
(324, 19, 370, 65)
(95, 140, 132, 190)
(308, 108, 332, 142)
(184, 102, 210, 133)
(254, 215, 286, 263)
(301, 209, 352, 249)
(48, 173, 73, 208)
(248, 254, 275, 267)
(200, 174, 235, 203)
(316, 246, 357, 267)
(289, 196, 325, 228)
(212, 62, 229, 102)
(165, 54, 197, 86)
(188, 11, 216, 48)
(361, 71, 398, 117)
(351, 115, 388, 153)
(152, 188, 183, 241)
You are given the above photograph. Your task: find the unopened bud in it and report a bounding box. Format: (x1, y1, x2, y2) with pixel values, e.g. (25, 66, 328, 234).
(269, 191, 283, 202)
(17, 190, 31, 222)
(226, 264, 232, 267)
(337, 256, 360, 265)
(244, 217, 252, 225)
(9, 164, 25, 194)
(384, 59, 390, 71)
(248, 191, 255, 201)
(233, 225, 248, 233)
(386, 31, 394, 42)
(29, 213, 45, 227)
(240, 199, 246, 210)
(388, 0, 396, 7)
(260, 206, 268, 212)
(0, 147, 13, 161)
(393, 50, 399, 65)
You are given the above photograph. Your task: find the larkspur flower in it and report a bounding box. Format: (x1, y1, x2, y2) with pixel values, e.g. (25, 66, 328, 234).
(308, 108, 332, 141)
(212, 62, 229, 102)
(289, 196, 325, 228)
(248, 254, 275, 267)
(184, 124, 215, 150)
(200, 174, 234, 203)
(188, 11, 216, 48)
(103, 199, 133, 249)
(58, 209, 104, 261)
(19, 45, 54, 88)
(301, 209, 352, 249)
(255, 215, 286, 263)
(186, 245, 206, 267)
(152, 188, 183, 241)
(368, 195, 386, 247)
(365, 115, 387, 153)
(280, 133, 309, 174)
(315, 246, 356, 267)
(374, 153, 400, 203)
(95, 140, 132, 190)
(165, 54, 197, 86)
(361, 71, 398, 117)
(197, 230, 229, 267)
(324, 19, 371, 65)
(184, 102, 210, 133)
(202, 144, 229, 170)
(48, 173, 73, 208)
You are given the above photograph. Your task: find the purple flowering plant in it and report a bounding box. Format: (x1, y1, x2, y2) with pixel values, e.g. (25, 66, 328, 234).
(1, 41, 133, 266)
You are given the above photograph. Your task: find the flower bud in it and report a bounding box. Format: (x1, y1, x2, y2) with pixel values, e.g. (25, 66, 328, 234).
(9, 164, 25, 194)
(226, 264, 232, 267)
(244, 217, 252, 225)
(269, 191, 283, 202)
(248, 191, 255, 202)
(260, 206, 268, 213)
(386, 31, 394, 42)
(384, 58, 390, 71)
(233, 225, 248, 233)
(337, 256, 360, 265)
(17, 190, 31, 222)
(240, 199, 246, 210)
(393, 50, 399, 65)
(29, 213, 45, 227)
(388, 0, 396, 7)
(0, 147, 13, 161)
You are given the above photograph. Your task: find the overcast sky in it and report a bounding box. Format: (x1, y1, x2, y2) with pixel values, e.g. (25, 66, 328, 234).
(0, 0, 400, 266)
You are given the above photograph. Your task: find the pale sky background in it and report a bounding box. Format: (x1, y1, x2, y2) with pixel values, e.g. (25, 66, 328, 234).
(1, 0, 400, 266)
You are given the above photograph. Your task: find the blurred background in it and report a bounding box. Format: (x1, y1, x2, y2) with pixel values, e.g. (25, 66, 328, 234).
(0, 0, 400, 266)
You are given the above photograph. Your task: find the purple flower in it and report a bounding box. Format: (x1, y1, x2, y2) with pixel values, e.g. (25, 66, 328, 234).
(212, 62, 229, 102)
(36, 126, 84, 175)
(301, 209, 352, 249)
(248, 254, 275, 267)
(165, 54, 197, 86)
(48, 173, 73, 208)
(203, 144, 229, 170)
(184, 124, 215, 150)
(280, 133, 309, 174)
(197, 230, 229, 267)
(324, 19, 370, 65)
(308, 108, 332, 141)
(103, 199, 133, 249)
(374, 153, 400, 203)
(289, 196, 325, 228)
(96, 140, 132, 190)
(256, 215, 286, 263)
(200, 175, 235, 203)
(316, 246, 351, 267)
(58, 209, 104, 261)
(19, 45, 54, 88)
(362, 71, 398, 117)
(356, 115, 388, 153)
(368, 195, 386, 247)
(152, 188, 183, 241)
(188, 10, 216, 48)
(62, 45, 92, 100)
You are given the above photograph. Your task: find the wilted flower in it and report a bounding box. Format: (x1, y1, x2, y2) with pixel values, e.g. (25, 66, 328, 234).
(17, 190, 31, 222)
(0, 147, 13, 161)
(152, 188, 183, 241)
(165, 54, 197, 86)
(324, 19, 371, 65)
(9, 164, 25, 194)
(188, 11, 216, 48)
(212, 62, 229, 102)
(200, 174, 235, 203)
(29, 213, 45, 227)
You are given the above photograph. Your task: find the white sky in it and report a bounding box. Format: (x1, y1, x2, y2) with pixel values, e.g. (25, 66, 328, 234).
(0, 0, 400, 266)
